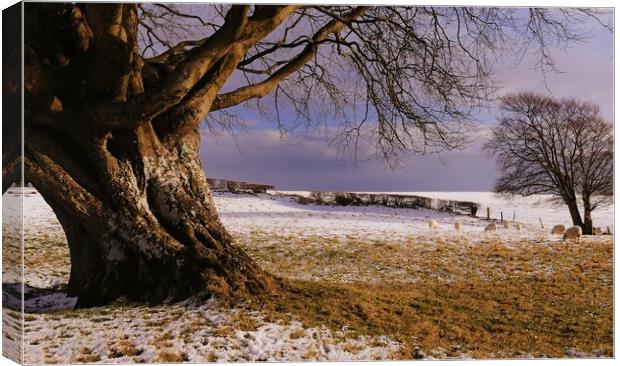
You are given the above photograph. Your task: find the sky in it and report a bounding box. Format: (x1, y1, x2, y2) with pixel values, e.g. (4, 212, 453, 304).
(198, 8, 614, 192)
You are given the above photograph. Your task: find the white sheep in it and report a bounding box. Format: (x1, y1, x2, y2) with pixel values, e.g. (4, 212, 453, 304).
(503, 222, 510, 229)
(593, 227, 603, 235)
(551, 224, 566, 235)
(484, 223, 497, 232)
(514, 223, 522, 231)
(428, 219, 439, 230)
(562, 226, 582, 243)
(454, 222, 462, 231)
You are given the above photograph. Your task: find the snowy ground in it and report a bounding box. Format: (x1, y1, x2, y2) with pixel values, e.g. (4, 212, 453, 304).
(1, 188, 614, 362)
(2, 189, 405, 362)
(280, 190, 614, 232)
(16, 299, 399, 363)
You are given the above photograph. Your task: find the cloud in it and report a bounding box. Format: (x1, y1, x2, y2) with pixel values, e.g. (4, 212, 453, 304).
(199, 128, 498, 191)
(493, 32, 613, 121)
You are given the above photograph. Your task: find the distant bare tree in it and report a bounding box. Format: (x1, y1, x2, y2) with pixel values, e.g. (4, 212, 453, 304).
(485, 93, 613, 235)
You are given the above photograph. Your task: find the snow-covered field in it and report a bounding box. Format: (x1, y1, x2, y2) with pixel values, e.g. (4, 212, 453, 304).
(280, 190, 614, 232)
(1, 188, 614, 362)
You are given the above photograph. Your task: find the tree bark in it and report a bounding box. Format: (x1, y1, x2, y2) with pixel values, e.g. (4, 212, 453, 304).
(582, 195, 594, 235)
(24, 123, 274, 307)
(566, 197, 584, 231)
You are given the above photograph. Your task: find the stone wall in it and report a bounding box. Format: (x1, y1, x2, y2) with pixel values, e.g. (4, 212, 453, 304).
(206, 178, 275, 194)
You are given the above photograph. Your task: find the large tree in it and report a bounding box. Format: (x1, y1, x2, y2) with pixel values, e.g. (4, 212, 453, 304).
(2, 3, 611, 305)
(485, 93, 613, 235)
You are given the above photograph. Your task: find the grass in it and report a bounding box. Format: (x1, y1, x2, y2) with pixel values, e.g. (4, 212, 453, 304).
(233, 231, 613, 359)
(156, 351, 187, 363)
(4, 215, 70, 287)
(73, 347, 101, 363)
(288, 329, 306, 339)
(108, 339, 143, 358)
(150, 332, 174, 348)
(14, 220, 613, 361)
(206, 352, 217, 362)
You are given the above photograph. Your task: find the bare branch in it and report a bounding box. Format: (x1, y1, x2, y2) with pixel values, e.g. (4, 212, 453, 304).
(211, 6, 370, 111)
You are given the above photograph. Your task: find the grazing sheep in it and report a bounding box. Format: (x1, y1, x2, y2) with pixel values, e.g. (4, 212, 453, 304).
(562, 226, 583, 243)
(503, 222, 510, 229)
(454, 222, 462, 231)
(551, 224, 566, 235)
(515, 223, 522, 231)
(593, 227, 603, 235)
(484, 223, 497, 232)
(428, 219, 439, 230)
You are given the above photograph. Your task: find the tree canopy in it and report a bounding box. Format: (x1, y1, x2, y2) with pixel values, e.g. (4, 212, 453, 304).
(18, 4, 612, 169)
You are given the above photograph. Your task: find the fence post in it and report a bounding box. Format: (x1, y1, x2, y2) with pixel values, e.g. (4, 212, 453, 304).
(486, 207, 490, 220)
(539, 217, 544, 229)
(513, 211, 516, 223)
(500, 212, 503, 223)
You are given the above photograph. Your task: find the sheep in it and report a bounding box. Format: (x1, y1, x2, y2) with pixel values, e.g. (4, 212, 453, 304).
(484, 223, 497, 232)
(514, 223, 522, 231)
(551, 224, 566, 235)
(454, 222, 462, 231)
(562, 226, 582, 243)
(593, 227, 603, 235)
(428, 219, 439, 230)
(503, 222, 510, 229)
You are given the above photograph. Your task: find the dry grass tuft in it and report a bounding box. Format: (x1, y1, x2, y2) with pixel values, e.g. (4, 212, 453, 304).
(289, 329, 306, 339)
(73, 347, 101, 363)
(206, 351, 217, 362)
(108, 339, 143, 358)
(229, 311, 259, 331)
(156, 351, 187, 363)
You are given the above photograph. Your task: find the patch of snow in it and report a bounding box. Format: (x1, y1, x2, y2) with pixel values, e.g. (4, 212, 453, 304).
(18, 302, 399, 363)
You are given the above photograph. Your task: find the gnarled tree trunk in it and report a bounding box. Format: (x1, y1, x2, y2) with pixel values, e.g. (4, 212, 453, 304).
(25, 123, 274, 306)
(5, 2, 369, 306)
(9, 2, 289, 307)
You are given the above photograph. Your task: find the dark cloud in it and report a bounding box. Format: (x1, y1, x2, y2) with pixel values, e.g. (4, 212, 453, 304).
(200, 128, 498, 191)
